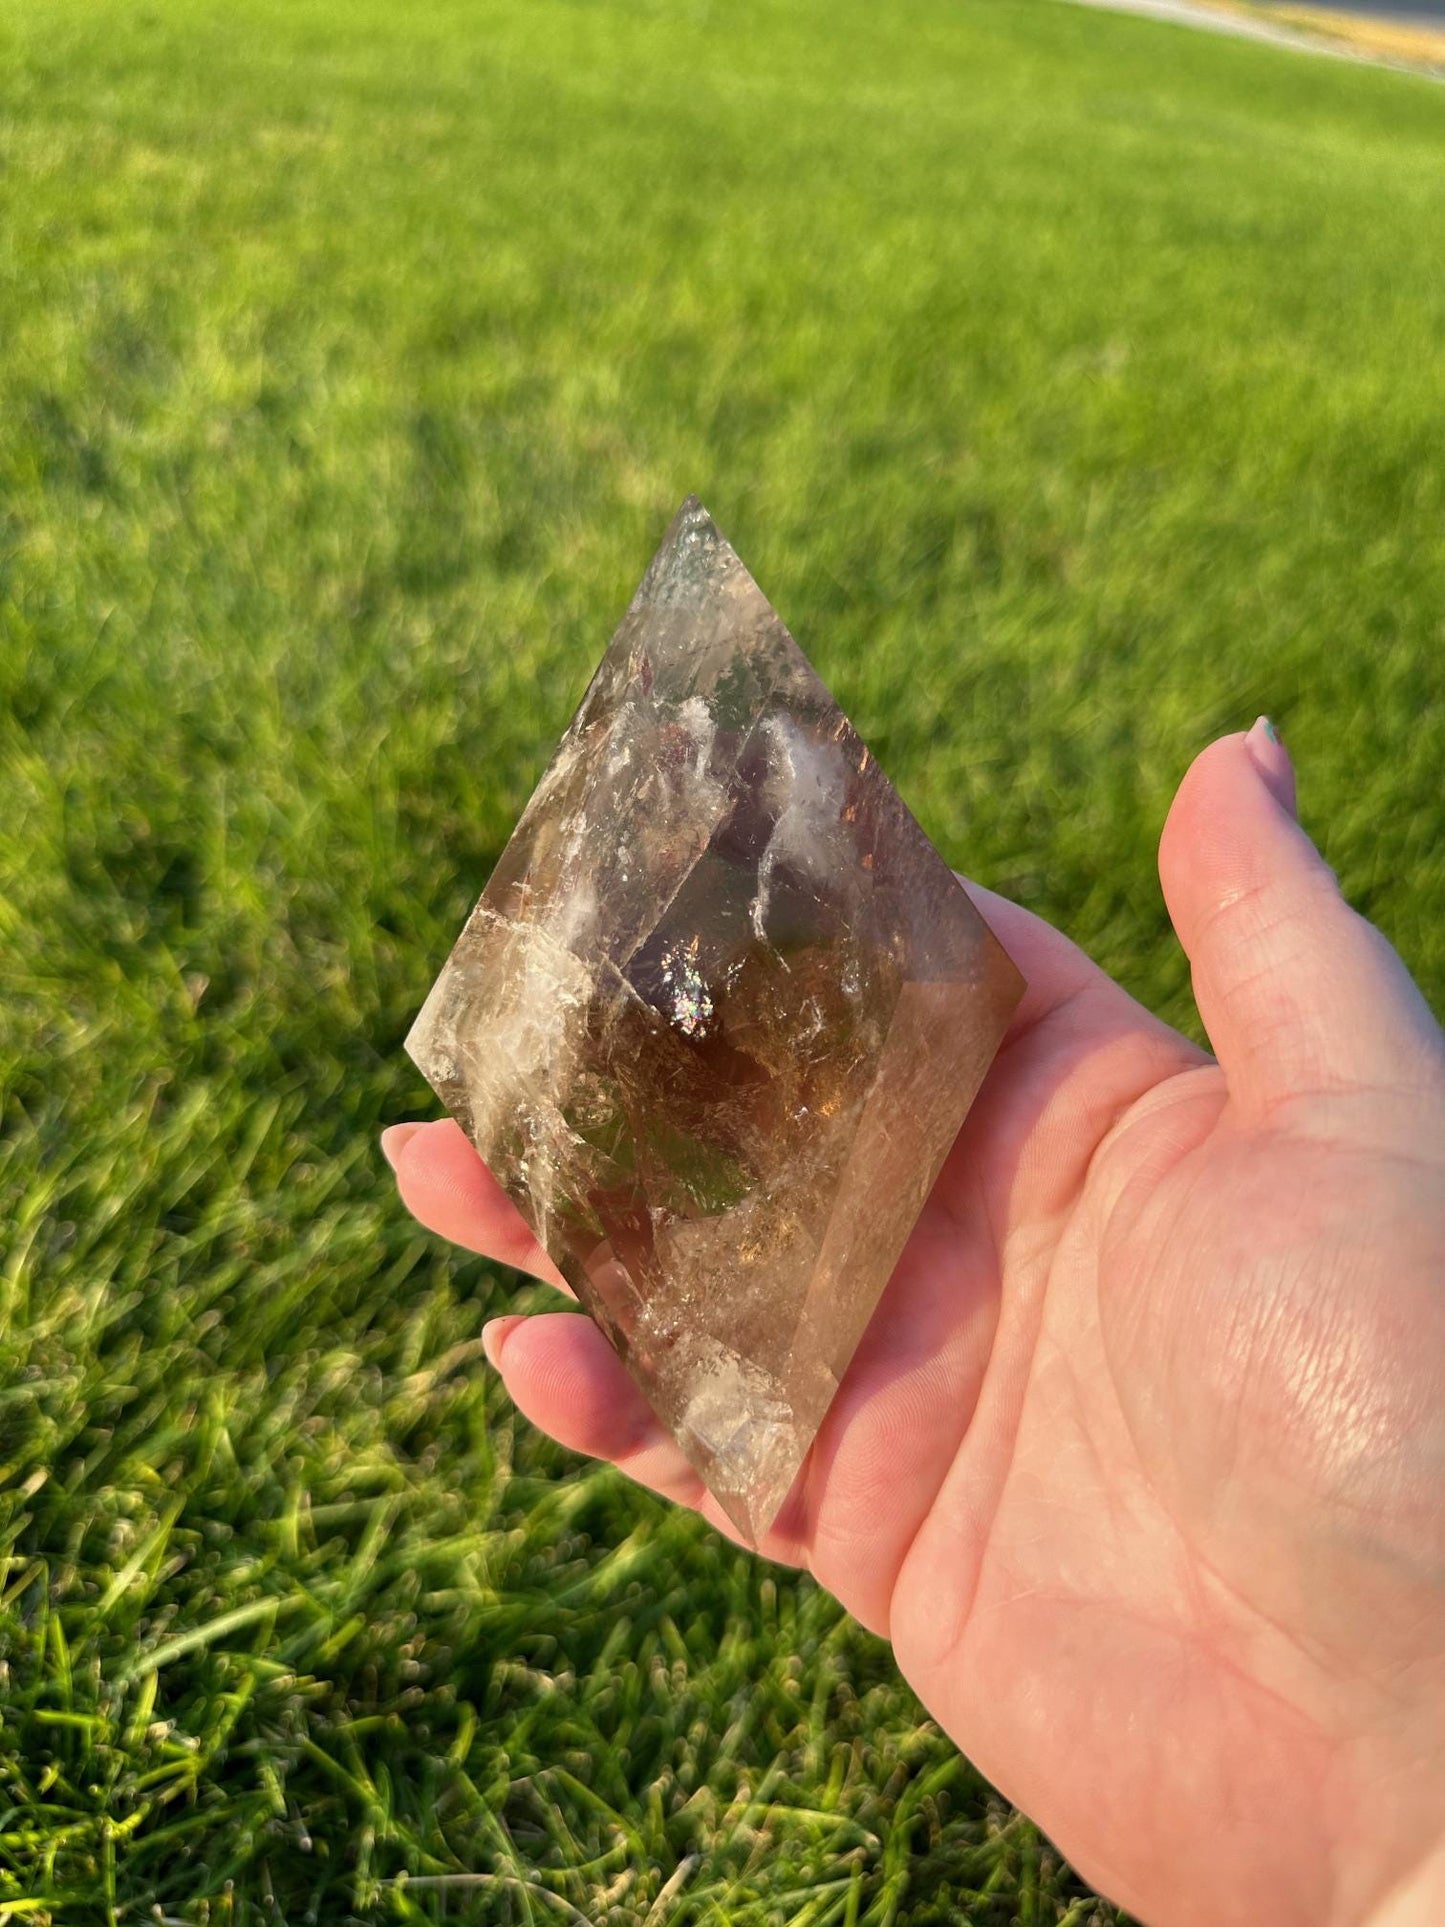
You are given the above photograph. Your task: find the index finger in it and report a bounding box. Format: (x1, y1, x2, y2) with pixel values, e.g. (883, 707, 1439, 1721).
(381, 1119, 571, 1293)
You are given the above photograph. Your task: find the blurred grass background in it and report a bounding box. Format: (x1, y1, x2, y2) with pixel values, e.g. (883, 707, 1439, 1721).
(1, 0, 1443, 1918)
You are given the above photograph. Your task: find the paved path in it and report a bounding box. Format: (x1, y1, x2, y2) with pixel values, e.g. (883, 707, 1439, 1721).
(1302, 0, 1445, 21)
(1066, 0, 1445, 71)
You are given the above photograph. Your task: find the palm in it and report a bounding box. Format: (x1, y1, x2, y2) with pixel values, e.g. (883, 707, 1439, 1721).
(388, 731, 1445, 1926)
(901, 1020, 1445, 1927)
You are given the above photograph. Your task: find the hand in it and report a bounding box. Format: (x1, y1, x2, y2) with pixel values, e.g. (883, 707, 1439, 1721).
(383, 722, 1445, 1927)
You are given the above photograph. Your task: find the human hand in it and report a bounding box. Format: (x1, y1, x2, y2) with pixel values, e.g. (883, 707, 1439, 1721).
(383, 721, 1445, 1927)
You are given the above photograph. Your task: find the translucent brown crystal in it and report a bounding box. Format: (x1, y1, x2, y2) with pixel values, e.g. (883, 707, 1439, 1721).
(406, 496, 1025, 1543)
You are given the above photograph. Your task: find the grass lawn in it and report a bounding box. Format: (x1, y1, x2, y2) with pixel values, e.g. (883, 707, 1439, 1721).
(1, 0, 1443, 1918)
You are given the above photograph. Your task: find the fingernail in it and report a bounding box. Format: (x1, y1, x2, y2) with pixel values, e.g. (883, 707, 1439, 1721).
(1245, 715, 1296, 817)
(380, 1121, 425, 1171)
(482, 1316, 524, 1369)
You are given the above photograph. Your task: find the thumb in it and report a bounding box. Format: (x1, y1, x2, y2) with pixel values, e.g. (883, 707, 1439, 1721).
(1158, 718, 1443, 1121)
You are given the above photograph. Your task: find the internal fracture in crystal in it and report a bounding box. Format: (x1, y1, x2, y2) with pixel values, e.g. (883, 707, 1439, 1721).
(406, 496, 1026, 1543)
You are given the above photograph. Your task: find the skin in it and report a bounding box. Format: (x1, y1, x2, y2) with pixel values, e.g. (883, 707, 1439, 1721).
(383, 722, 1445, 1927)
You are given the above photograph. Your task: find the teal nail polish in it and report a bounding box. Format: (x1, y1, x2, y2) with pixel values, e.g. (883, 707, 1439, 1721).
(1261, 716, 1280, 745)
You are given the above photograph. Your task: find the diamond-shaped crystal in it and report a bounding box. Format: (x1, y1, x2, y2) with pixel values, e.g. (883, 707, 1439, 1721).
(406, 496, 1026, 1542)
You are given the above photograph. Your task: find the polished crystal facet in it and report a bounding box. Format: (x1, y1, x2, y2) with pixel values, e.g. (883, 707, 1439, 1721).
(406, 496, 1025, 1542)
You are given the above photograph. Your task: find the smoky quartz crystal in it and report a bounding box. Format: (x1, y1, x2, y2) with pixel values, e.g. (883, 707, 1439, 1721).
(407, 496, 1025, 1542)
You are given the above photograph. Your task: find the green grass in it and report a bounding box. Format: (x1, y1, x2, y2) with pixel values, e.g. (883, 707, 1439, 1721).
(1, 0, 1443, 1918)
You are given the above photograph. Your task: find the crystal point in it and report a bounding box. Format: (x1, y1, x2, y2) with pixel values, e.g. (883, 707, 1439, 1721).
(406, 495, 1026, 1543)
